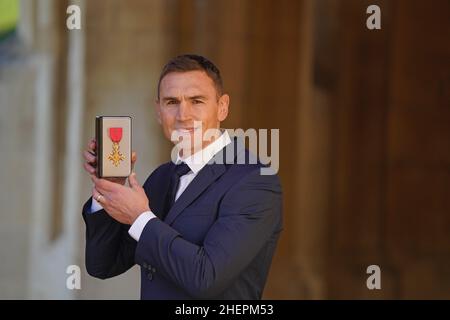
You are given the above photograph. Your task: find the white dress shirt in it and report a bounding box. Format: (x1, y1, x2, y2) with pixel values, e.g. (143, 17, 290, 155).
(90, 130, 232, 241)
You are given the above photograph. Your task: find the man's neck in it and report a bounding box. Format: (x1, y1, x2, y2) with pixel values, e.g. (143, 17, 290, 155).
(179, 129, 223, 160)
(175, 129, 231, 173)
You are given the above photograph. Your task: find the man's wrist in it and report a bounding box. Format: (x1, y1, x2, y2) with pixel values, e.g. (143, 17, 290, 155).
(131, 207, 151, 224)
(128, 211, 156, 241)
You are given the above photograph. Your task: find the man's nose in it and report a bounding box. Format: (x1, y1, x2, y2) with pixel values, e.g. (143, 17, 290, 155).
(177, 99, 192, 121)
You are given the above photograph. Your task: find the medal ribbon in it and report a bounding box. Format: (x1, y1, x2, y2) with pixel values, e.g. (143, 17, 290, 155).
(109, 127, 123, 143)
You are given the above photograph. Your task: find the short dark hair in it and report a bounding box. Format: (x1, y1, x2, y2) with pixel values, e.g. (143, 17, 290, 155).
(157, 54, 223, 100)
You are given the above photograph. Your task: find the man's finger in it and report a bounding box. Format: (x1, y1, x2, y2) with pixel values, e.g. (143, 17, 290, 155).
(83, 150, 96, 164)
(92, 187, 100, 200)
(92, 187, 106, 204)
(131, 151, 137, 171)
(91, 175, 119, 193)
(88, 139, 96, 152)
(84, 162, 96, 174)
(128, 172, 140, 189)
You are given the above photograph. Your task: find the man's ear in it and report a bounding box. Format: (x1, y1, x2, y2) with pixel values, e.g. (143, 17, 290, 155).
(218, 94, 230, 122)
(155, 99, 162, 125)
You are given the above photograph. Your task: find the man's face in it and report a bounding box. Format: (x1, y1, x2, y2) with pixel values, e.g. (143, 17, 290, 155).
(156, 70, 229, 155)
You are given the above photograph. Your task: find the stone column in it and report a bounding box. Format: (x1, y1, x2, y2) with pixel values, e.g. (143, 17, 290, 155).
(78, 0, 172, 299)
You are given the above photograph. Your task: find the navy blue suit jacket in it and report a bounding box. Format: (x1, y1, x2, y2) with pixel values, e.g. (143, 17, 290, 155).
(82, 137, 283, 299)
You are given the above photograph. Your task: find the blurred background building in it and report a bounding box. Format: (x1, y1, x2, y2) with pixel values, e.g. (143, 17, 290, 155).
(0, 0, 449, 299)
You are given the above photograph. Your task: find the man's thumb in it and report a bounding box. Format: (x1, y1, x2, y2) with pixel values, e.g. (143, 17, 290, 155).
(128, 172, 140, 188)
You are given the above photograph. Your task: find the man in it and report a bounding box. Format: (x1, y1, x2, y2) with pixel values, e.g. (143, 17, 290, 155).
(82, 54, 283, 299)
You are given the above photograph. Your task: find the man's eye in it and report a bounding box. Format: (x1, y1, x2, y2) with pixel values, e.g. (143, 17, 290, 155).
(166, 100, 177, 105)
(192, 100, 203, 104)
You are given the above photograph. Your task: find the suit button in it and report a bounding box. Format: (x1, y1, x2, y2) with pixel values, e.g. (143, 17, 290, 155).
(143, 262, 148, 268)
(152, 268, 156, 273)
(147, 272, 153, 281)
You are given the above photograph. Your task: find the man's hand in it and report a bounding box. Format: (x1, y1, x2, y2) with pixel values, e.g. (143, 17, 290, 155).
(91, 172, 150, 225)
(83, 138, 137, 185)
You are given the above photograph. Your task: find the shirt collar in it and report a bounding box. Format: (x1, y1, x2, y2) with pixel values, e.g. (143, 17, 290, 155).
(176, 129, 231, 174)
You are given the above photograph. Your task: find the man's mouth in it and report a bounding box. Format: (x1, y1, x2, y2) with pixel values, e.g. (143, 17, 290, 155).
(176, 127, 199, 133)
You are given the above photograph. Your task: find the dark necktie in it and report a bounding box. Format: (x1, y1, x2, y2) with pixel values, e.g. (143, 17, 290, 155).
(162, 162, 191, 219)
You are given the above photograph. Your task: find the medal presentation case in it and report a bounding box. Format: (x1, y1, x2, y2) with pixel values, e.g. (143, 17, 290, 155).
(95, 116, 132, 178)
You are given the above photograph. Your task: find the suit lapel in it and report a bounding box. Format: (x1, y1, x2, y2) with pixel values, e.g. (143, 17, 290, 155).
(149, 163, 175, 219)
(164, 162, 226, 225)
(162, 136, 246, 225)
